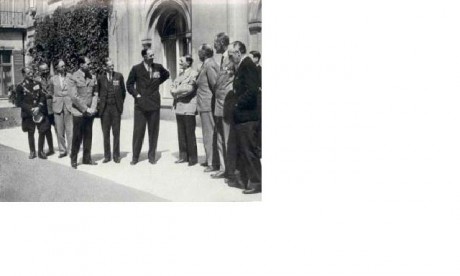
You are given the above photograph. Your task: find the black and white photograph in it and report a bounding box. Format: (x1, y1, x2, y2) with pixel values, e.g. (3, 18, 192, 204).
(0, 0, 262, 202)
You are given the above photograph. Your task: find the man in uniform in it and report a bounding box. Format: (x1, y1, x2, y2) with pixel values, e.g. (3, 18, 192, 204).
(16, 67, 51, 159)
(126, 49, 169, 165)
(68, 56, 99, 169)
(97, 58, 126, 163)
(50, 60, 73, 158)
(37, 63, 55, 156)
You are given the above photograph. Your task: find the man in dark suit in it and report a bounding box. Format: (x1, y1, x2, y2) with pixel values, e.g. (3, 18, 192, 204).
(228, 41, 262, 194)
(126, 49, 170, 165)
(97, 58, 126, 163)
(69, 56, 99, 169)
(16, 67, 51, 159)
(37, 63, 55, 156)
(249, 50, 262, 158)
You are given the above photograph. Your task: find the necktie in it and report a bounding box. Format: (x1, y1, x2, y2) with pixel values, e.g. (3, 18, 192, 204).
(220, 56, 224, 70)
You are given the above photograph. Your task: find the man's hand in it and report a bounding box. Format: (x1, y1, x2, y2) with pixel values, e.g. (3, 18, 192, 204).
(31, 107, 40, 115)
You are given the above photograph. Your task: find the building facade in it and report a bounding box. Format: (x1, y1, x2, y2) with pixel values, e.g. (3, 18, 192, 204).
(109, 0, 262, 118)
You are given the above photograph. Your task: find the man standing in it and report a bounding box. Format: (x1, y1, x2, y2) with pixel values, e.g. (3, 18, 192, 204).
(50, 60, 73, 158)
(16, 67, 51, 159)
(249, 50, 262, 158)
(196, 43, 220, 172)
(97, 58, 126, 163)
(212, 32, 236, 181)
(68, 56, 98, 169)
(228, 41, 262, 194)
(127, 49, 170, 165)
(37, 63, 55, 156)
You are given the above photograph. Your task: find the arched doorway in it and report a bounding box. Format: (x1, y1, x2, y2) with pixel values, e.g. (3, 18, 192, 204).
(146, 0, 191, 104)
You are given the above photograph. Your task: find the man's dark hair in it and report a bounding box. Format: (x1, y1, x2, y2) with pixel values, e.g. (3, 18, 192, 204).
(199, 44, 214, 58)
(232, 41, 247, 54)
(141, 49, 148, 56)
(250, 50, 261, 60)
(184, 55, 194, 66)
(216, 32, 230, 47)
(77, 56, 87, 66)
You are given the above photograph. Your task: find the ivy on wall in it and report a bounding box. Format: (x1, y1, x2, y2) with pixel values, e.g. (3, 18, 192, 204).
(30, 0, 111, 74)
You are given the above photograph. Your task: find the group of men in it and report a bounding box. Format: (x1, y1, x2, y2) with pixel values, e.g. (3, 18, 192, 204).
(15, 32, 262, 194)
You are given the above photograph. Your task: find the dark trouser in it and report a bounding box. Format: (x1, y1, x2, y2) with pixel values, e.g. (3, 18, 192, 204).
(70, 115, 94, 164)
(235, 121, 262, 189)
(45, 114, 54, 152)
(176, 114, 198, 164)
(101, 104, 121, 160)
(224, 119, 238, 179)
(132, 108, 160, 162)
(27, 129, 45, 154)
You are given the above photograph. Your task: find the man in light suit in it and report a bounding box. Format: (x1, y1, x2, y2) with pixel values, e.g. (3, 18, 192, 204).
(171, 55, 199, 166)
(196, 43, 220, 173)
(126, 49, 170, 165)
(228, 41, 262, 194)
(50, 60, 73, 158)
(97, 58, 126, 163)
(69, 56, 99, 169)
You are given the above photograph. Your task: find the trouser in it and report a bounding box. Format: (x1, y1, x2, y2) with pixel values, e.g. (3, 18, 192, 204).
(132, 108, 160, 162)
(200, 111, 219, 167)
(101, 104, 121, 160)
(70, 115, 94, 164)
(223, 118, 238, 178)
(27, 129, 45, 154)
(44, 114, 54, 152)
(176, 114, 198, 164)
(215, 116, 228, 173)
(54, 108, 73, 154)
(235, 121, 262, 189)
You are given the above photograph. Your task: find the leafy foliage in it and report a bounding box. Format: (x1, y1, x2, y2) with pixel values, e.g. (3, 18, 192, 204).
(30, 0, 111, 74)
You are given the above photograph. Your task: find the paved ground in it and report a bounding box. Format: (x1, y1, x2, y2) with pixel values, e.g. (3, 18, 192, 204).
(0, 117, 261, 202)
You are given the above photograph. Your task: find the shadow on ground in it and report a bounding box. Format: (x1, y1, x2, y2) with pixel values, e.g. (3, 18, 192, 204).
(0, 144, 167, 202)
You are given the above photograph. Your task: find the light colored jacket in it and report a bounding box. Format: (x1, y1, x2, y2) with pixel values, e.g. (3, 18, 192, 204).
(196, 57, 219, 112)
(68, 69, 98, 117)
(171, 67, 198, 115)
(50, 73, 73, 113)
(214, 50, 234, 117)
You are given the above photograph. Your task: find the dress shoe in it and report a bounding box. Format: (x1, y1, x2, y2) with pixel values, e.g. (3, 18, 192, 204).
(175, 159, 187, 164)
(29, 152, 36, 159)
(38, 152, 47, 159)
(114, 157, 121, 163)
(203, 166, 218, 173)
(242, 188, 261, 194)
(46, 150, 55, 156)
(82, 160, 97, 165)
(102, 158, 111, 163)
(211, 171, 226, 179)
(188, 161, 197, 167)
(200, 162, 208, 167)
(130, 160, 138, 165)
(58, 152, 67, 158)
(71, 162, 77, 169)
(149, 159, 157, 165)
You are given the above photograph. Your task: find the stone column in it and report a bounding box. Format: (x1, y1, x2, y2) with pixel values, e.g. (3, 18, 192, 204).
(227, 0, 249, 45)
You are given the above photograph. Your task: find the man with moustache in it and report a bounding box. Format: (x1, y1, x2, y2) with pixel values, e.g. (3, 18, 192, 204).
(50, 60, 73, 158)
(97, 58, 126, 164)
(127, 49, 170, 165)
(68, 56, 99, 169)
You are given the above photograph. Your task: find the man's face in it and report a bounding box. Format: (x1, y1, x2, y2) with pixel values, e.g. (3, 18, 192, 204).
(143, 49, 155, 65)
(106, 61, 114, 73)
(214, 39, 225, 54)
(40, 68, 50, 77)
(24, 68, 33, 80)
(227, 46, 241, 65)
(198, 49, 206, 62)
(249, 54, 260, 65)
(81, 57, 91, 73)
(178, 57, 189, 70)
(57, 64, 65, 74)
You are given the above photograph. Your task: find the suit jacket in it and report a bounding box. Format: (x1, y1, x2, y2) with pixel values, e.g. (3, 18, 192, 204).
(171, 68, 198, 115)
(97, 71, 126, 115)
(35, 76, 53, 115)
(233, 56, 261, 124)
(126, 62, 170, 112)
(214, 50, 234, 117)
(50, 73, 73, 114)
(16, 79, 47, 118)
(68, 69, 98, 117)
(196, 57, 219, 112)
